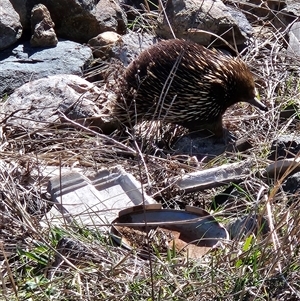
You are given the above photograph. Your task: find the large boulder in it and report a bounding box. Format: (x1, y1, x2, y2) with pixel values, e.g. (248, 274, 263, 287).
(3, 74, 104, 130)
(156, 0, 253, 47)
(0, 0, 23, 50)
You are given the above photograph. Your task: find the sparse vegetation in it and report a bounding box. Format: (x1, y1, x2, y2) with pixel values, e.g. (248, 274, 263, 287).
(1, 1, 300, 300)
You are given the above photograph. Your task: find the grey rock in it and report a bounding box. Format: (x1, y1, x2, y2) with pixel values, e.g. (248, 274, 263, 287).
(282, 171, 300, 206)
(287, 22, 300, 56)
(172, 130, 240, 162)
(226, 6, 253, 39)
(30, 4, 58, 47)
(0, 40, 92, 96)
(156, 0, 252, 47)
(172, 132, 228, 161)
(19, 0, 127, 43)
(95, 0, 127, 36)
(237, 0, 285, 21)
(84, 31, 158, 91)
(269, 135, 300, 161)
(112, 31, 159, 66)
(280, 102, 300, 120)
(88, 31, 122, 59)
(0, 0, 23, 50)
(273, 1, 300, 29)
(227, 214, 270, 240)
(10, 0, 31, 35)
(2, 74, 103, 130)
(282, 171, 300, 194)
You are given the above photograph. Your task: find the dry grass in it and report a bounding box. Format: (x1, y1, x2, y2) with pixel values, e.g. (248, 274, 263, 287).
(1, 2, 300, 300)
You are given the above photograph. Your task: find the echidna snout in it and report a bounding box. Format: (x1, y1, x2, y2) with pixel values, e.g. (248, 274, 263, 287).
(245, 97, 267, 112)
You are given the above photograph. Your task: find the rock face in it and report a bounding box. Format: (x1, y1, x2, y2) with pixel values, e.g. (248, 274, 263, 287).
(0, 40, 92, 96)
(30, 4, 58, 47)
(0, 0, 23, 50)
(3, 74, 104, 130)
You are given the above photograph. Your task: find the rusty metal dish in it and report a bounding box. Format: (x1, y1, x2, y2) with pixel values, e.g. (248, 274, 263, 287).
(110, 204, 229, 258)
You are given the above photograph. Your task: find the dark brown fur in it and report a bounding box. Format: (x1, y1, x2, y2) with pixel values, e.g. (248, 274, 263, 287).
(114, 39, 267, 136)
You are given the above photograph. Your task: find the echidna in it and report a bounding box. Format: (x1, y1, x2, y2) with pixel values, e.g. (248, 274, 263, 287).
(113, 39, 267, 137)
